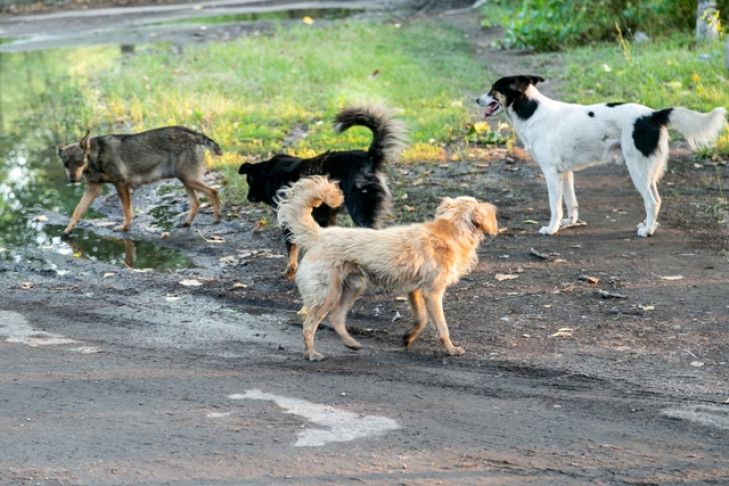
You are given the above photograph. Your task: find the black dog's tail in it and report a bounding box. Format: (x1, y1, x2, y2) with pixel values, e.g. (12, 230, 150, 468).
(333, 102, 407, 171)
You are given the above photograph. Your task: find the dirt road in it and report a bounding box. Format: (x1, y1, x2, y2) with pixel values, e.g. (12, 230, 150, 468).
(1, 1, 729, 485)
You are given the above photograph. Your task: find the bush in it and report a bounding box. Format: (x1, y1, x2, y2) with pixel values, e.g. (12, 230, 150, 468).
(492, 0, 729, 51)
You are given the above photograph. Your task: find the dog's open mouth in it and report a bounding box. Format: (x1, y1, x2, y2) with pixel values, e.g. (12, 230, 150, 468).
(484, 101, 500, 117)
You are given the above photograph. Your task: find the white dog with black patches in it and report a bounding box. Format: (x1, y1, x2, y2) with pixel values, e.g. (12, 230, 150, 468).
(477, 75, 727, 237)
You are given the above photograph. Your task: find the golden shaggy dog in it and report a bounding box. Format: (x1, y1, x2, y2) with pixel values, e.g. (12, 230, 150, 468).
(276, 176, 499, 361)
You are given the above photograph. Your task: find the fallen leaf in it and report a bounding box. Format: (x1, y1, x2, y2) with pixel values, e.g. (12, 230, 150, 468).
(495, 273, 519, 281)
(34, 214, 48, 222)
(20, 282, 34, 289)
(550, 328, 574, 338)
(253, 220, 266, 232)
(302, 15, 314, 24)
(638, 305, 655, 311)
(179, 279, 202, 287)
(160, 232, 170, 239)
(198, 231, 225, 243)
(230, 282, 248, 289)
(165, 296, 181, 302)
(522, 219, 539, 225)
(102, 272, 116, 278)
(690, 361, 704, 367)
(660, 275, 684, 281)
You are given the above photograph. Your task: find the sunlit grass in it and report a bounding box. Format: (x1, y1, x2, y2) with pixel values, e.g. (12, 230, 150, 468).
(558, 34, 729, 154)
(48, 20, 490, 200)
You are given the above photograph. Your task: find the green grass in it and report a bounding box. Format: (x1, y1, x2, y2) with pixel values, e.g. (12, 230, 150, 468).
(556, 34, 729, 154)
(72, 20, 491, 202)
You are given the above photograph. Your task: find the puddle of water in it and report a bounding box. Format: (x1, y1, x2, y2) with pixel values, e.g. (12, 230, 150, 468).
(0, 47, 195, 271)
(164, 8, 363, 26)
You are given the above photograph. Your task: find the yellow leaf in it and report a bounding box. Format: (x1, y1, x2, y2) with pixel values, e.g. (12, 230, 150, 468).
(302, 16, 314, 24)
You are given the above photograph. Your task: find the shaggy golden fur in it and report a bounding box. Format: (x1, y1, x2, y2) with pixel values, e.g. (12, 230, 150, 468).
(276, 176, 499, 361)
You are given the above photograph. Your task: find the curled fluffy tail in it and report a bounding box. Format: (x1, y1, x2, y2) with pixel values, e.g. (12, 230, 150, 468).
(333, 102, 407, 171)
(668, 106, 727, 150)
(276, 176, 344, 249)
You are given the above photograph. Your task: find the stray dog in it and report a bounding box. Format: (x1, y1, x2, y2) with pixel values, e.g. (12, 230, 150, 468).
(476, 75, 727, 237)
(238, 103, 406, 279)
(276, 176, 498, 361)
(57, 126, 222, 236)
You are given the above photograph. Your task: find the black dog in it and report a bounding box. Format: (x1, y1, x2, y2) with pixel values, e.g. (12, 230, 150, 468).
(239, 103, 406, 279)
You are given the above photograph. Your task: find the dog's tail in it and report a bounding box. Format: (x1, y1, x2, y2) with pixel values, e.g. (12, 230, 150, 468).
(198, 133, 223, 156)
(333, 102, 407, 171)
(666, 106, 727, 150)
(276, 176, 344, 249)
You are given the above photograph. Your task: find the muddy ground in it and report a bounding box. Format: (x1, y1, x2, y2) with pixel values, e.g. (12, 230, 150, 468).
(1, 1, 729, 485)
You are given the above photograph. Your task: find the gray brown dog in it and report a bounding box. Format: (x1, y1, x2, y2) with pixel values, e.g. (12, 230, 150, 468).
(57, 126, 222, 236)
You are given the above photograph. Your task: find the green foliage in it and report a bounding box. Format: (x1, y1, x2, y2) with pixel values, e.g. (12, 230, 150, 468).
(490, 0, 729, 51)
(558, 34, 729, 155)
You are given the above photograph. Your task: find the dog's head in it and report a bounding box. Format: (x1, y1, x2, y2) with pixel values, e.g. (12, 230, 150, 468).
(57, 130, 92, 184)
(436, 196, 499, 237)
(476, 75, 545, 118)
(239, 154, 302, 205)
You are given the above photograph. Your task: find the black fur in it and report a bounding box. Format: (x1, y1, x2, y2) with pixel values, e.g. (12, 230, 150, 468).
(632, 108, 673, 157)
(238, 104, 406, 278)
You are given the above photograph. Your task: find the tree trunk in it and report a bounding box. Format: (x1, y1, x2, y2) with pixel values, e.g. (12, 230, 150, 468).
(696, 0, 719, 41)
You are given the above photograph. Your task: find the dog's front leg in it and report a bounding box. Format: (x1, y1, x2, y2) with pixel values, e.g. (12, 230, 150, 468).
(114, 182, 134, 232)
(539, 168, 564, 235)
(423, 289, 464, 356)
(63, 182, 102, 236)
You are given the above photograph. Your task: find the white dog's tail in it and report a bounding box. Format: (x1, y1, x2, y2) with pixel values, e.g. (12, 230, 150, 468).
(668, 106, 727, 150)
(276, 176, 344, 249)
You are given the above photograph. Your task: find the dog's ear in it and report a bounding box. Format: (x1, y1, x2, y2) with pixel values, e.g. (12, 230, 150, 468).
(79, 130, 91, 153)
(238, 163, 251, 175)
(471, 203, 498, 236)
(56, 145, 64, 157)
(510, 75, 544, 93)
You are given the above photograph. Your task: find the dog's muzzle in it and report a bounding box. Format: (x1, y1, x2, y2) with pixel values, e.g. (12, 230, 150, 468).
(475, 96, 501, 117)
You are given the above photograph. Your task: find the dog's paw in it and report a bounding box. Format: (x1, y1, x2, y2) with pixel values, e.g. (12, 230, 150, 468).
(284, 266, 297, 281)
(61, 231, 72, 240)
(539, 225, 558, 235)
(114, 224, 130, 232)
(305, 351, 326, 362)
(342, 337, 362, 350)
(444, 345, 465, 356)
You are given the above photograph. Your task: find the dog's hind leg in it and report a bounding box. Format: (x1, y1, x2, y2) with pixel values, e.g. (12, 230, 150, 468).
(301, 269, 343, 361)
(402, 289, 427, 348)
(327, 271, 366, 351)
(181, 180, 221, 226)
(628, 159, 661, 237)
(282, 227, 299, 280)
(114, 182, 134, 232)
(539, 168, 565, 235)
(180, 185, 200, 227)
(423, 288, 464, 356)
(63, 182, 103, 236)
(561, 170, 579, 226)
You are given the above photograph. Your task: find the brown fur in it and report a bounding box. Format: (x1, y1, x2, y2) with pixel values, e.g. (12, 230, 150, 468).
(276, 176, 499, 361)
(56, 126, 222, 236)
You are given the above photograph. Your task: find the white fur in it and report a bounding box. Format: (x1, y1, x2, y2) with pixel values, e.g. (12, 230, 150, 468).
(477, 79, 727, 237)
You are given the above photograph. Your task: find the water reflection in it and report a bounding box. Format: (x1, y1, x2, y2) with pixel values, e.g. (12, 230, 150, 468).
(0, 47, 195, 270)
